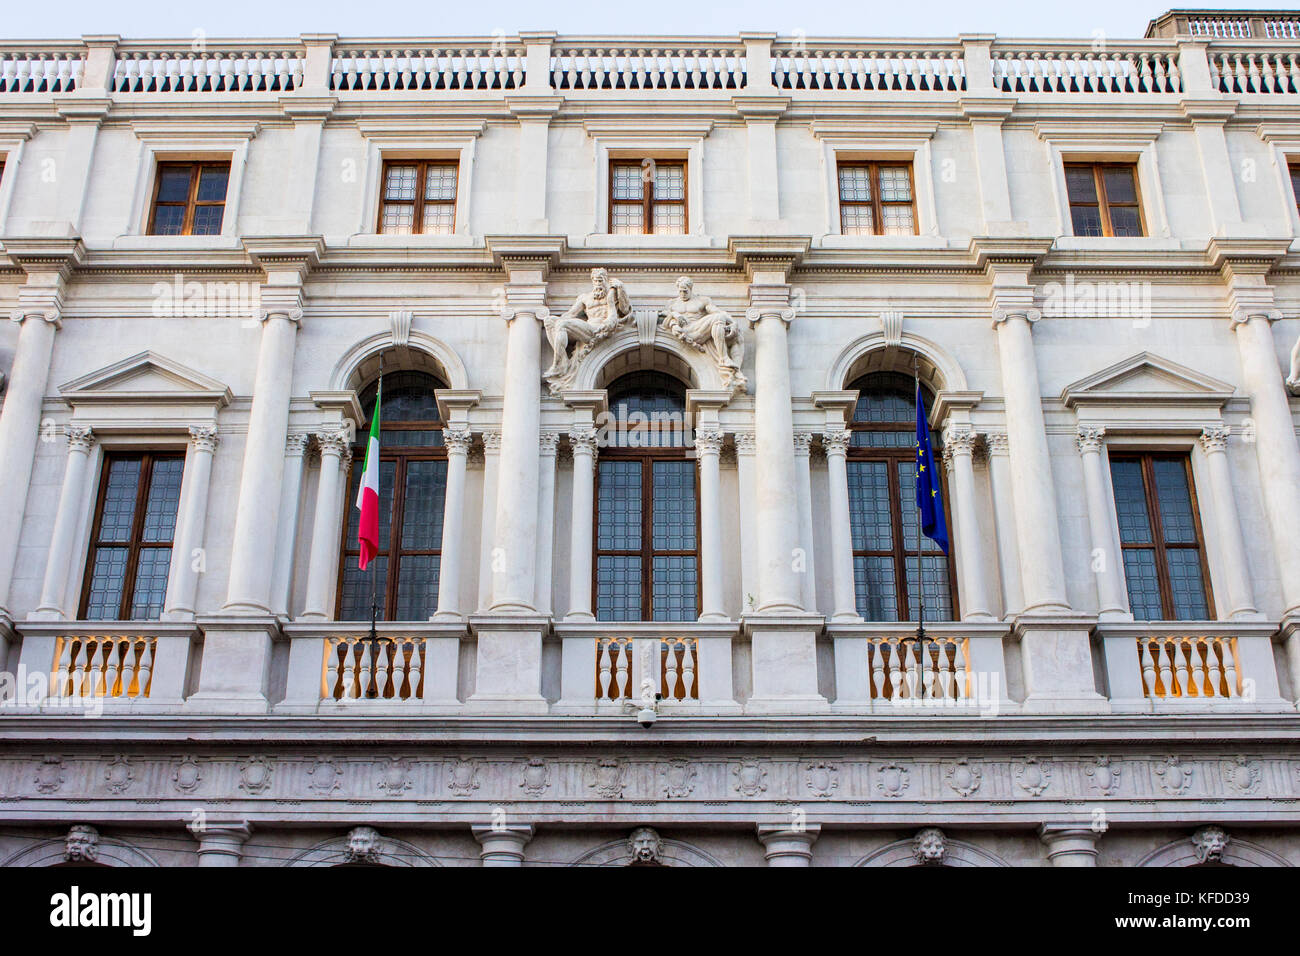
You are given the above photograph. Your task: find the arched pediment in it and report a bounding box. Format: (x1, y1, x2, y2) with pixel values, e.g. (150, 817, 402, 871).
(572, 325, 725, 393)
(829, 331, 968, 395)
(284, 831, 440, 867)
(1136, 835, 1290, 867)
(855, 836, 1010, 867)
(1, 836, 159, 868)
(568, 836, 724, 867)
(330, 326, 469, 393)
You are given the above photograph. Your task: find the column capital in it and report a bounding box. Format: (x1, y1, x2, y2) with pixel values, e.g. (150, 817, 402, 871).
(445, 426, 473, 455)
(568, 426, 599, 457)
(539, 430, 561, 455)
(792, 431, 813, 456)
(285, 432, 310, 456)
(756, 824, 821, 865)
(1075, 424, 1106, 454)
(187, 424, 219, 453)
(1038, 823, 1100, 866)
(1199, 423, 1231, 454)
(315, 427, 350, 457)
(502, 305, 551, 325)
(821, 429, 850, 457)
(991, 306, 1041, 328)
(983, 430, 1010, 456)
(1230, 307, 1283, 329)
(66, 425, 96, 453)
(695, 427, 724, 457)
(188, 819, 253, 866)
(734, 430, 757, 455)
(942, 424, 977, 456)
(745, 305, 796, 327)
(10, 307, 62, 329)
(482, 430, 503, 453)
(472, 824, 534, 865)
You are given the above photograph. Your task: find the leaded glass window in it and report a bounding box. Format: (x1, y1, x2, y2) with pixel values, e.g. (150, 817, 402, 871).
(1064, 162, 1144, 237)
(609, 159, 686, 235)
(378, 160, 459, 235)
(837, 161, 917, 236)
(148, 162, 230, 236)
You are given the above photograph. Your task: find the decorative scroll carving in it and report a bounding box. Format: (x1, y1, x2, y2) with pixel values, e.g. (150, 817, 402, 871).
(660, 275, 747, 395)
(543, 268, 633, 394)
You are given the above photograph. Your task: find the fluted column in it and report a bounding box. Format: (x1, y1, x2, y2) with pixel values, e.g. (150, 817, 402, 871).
(1199, 424, 1260, 620)
(188, 821, 252, 867)
(565, 427, 598, 621)
(984, 431, 1024, 618)
(746, 296, 803, 613)
(756, 825, 820, 867)
(434, 426, 472, 620)
(0, 307, 61, 619)
(792, 432, 817, 612)
(472, 825, 533, 866)
(225, 306, 301, 613)
(1232, 310, 1300, 616)
(299, 430, 350, 620)
(822, 430, 859, 621)
(490, 304, 547, 613)
(734, 431, 758, 613)
(992, 308, 1069, 612)
(535, 432, 559, 615)
(942, 427, 994, 620)
(33, 426, 96, 620)
(162, 425, 219, 621)
(696, 428, 726, 621)
(477, 431, 501, 610)
(1076, 426, 1130, 621)
(1039, 825, 1099, 867)
(269, 433, 309, 617)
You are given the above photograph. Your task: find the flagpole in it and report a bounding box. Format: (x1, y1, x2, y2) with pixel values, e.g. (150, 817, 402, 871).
(366, 374, 382, 699)
(914, 355, 926, 702)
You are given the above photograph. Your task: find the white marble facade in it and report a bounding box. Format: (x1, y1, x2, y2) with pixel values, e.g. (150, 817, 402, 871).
(1, 14, 1300, 866)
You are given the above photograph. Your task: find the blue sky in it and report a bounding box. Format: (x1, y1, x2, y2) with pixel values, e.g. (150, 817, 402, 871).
(0, 0, 1280, 40)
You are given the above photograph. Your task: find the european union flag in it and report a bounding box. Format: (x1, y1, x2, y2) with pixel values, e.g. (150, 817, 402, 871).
(914, 383, 949, 555)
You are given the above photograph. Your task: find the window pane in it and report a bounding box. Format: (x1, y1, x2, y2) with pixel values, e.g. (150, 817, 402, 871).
(394, 554, 440, 620)
(654, 164, 684, 200)
(1152, 459, 1197, 544)
(1102, 166, 1137, 203)
(851, 429, 913, 449)
(98, 459, 142, 543)
(854, 379, 914, 423)
(596, 555, 641, 621)
(151, 205, 185, 236)
(597, 460, 641, 550)
(84, 547, 130, 620)
(878, 166, 912, 201)
(652, 555, 696, 621)
(424, 164, 457, 201)
(652, 203, 686, 234)
(376, 461, 397, 550)
(381, 203, 416, 234)
(899, 460, 943, 554)
(611, 164, 644, 200)
(156, 167, 192, 202)
(129, 548, 172, 620)
(1110, 460, 1153, 544)
(841, 204, 874, 235)
(847, 460, 892, 551)
(422, 202, 456, 234)
(651, 460, 695, 550)
(881, 205, 914, 235)
(141, 457, 183, 543)
(838, 165, 872, 201)
(1122, 548, 1162, 619)
(1292, 166, 1300, 211)
(1107, 205, 1142, 237)
(855, 555, 898, 621)
(1064, 166, 1098, 202)
(384, 165, 418, 201)
(191, 205, 225, 235)
(906, 554, 953, 621)
(1070, 205, 1103, 237)
(400, 460, 447, 550)
(1167, 549, 1209, 620)
(611, 202, 644, 234)
(196, 166, 229, 201)
(340, 554, 389, 621)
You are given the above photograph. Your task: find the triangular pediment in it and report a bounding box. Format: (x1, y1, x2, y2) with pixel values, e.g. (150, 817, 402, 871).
(1061, 352, 1234, 408)
(60, 351, 232, 407)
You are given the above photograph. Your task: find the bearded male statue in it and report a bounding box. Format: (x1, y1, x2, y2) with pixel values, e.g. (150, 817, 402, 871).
(660, 275, 747, 394)
(543, 267, 632, 391)
(1286, 332, 1300, 395)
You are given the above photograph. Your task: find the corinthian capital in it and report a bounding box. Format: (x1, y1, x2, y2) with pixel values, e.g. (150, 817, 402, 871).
(316, 428, 351, 457)
(942, 425, 977, 457)
(444, 426, 473, 455)
(1075, 425, 1106, 454)
(66, 425, 96, 452)
(1199, 424, 1231, 454)
(822, 430, 851, 456)
(187, 424, 219, 453)
(568, 426, 599, 457)
(695, 428, 724, 457)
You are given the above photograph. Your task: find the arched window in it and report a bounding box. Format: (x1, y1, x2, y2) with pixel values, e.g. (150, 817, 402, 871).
(338, 371, 448, 620)
(595, 372, 698, 622)
(846, 371, 957, 621)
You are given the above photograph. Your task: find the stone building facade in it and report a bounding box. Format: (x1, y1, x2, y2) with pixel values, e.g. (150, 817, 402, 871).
(0, 11, 1299, 867)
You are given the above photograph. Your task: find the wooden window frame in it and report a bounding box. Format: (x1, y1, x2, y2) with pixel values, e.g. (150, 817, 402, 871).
(1063, 161, 1146, 238)
(1111, 452, 1215, 621)
(608, 158, 688, 235)
(79, 451, 184, 621)
(376, 159, 460, 236)
(147, 161, 231, 236)
(836, 160, 919, 237)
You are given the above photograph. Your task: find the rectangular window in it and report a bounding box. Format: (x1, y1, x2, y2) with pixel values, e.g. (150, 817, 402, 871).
(148, 162, 230, 236)
(1064, 162, 1144, 237)
(378, 160, 459, 235)
(837, 161, 917, 236)
(609, 159, 686, 235)
(1109, 454, 1213, 621)
(80, 452, 185, 621)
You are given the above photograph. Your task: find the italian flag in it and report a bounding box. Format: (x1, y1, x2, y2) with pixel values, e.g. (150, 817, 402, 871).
(355, 377, 381, 571)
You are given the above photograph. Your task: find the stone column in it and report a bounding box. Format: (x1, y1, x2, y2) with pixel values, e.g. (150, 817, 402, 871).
(1199, 424, 1260, 620)
(1231, 309, 1300, 616)
(942, 426, 994, 620)
(188, 821, 252, 867)
(792, 432, 817, 612)
(1039, 824, 1099, 867)
(299, 429, 350, 620)
(1076, 426, 1130, 621)
(477, 431, 501, 610)
(984, 431, 1024, 618)
(433, 426, 472, 620)
(734, 431, 758, 613)
(0, 306, 62, 620)
(991, 307, 1069, 612)
(696, 428, 726, 621)
(756, 824, 820, 867)
(472, 825, 533, 866)
(822, 430, 860, 622)
(162, 425, 219, 621)
(32, 426, 96, 620)
(535, 432, 559, 615)
(224, 304, 302, 614)
(269, 433, 309, 617)
(565, 427, 598, 621)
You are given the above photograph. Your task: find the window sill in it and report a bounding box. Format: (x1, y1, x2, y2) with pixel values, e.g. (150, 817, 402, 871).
(580, 233, 715, 249)
(343, 233, 479, 249)
(110, 235, 243, 252)
(1052, 236, 1182, 253)
(818, 234, 950, 250)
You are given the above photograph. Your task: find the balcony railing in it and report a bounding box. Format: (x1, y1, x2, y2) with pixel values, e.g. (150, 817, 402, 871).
(594, 635, 699, 702)
(324, 635, 426, 701)
(1137, 634, 1241, 700)
(52, 634, 156, 699)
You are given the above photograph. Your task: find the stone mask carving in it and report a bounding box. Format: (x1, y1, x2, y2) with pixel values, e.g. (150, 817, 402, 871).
(344, 825, 383, 864)
(1191, 825, 1229, 864)
(912, 827, 946, 865)
(627, 826, 663, 864)
(64, 824, 100, 863)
